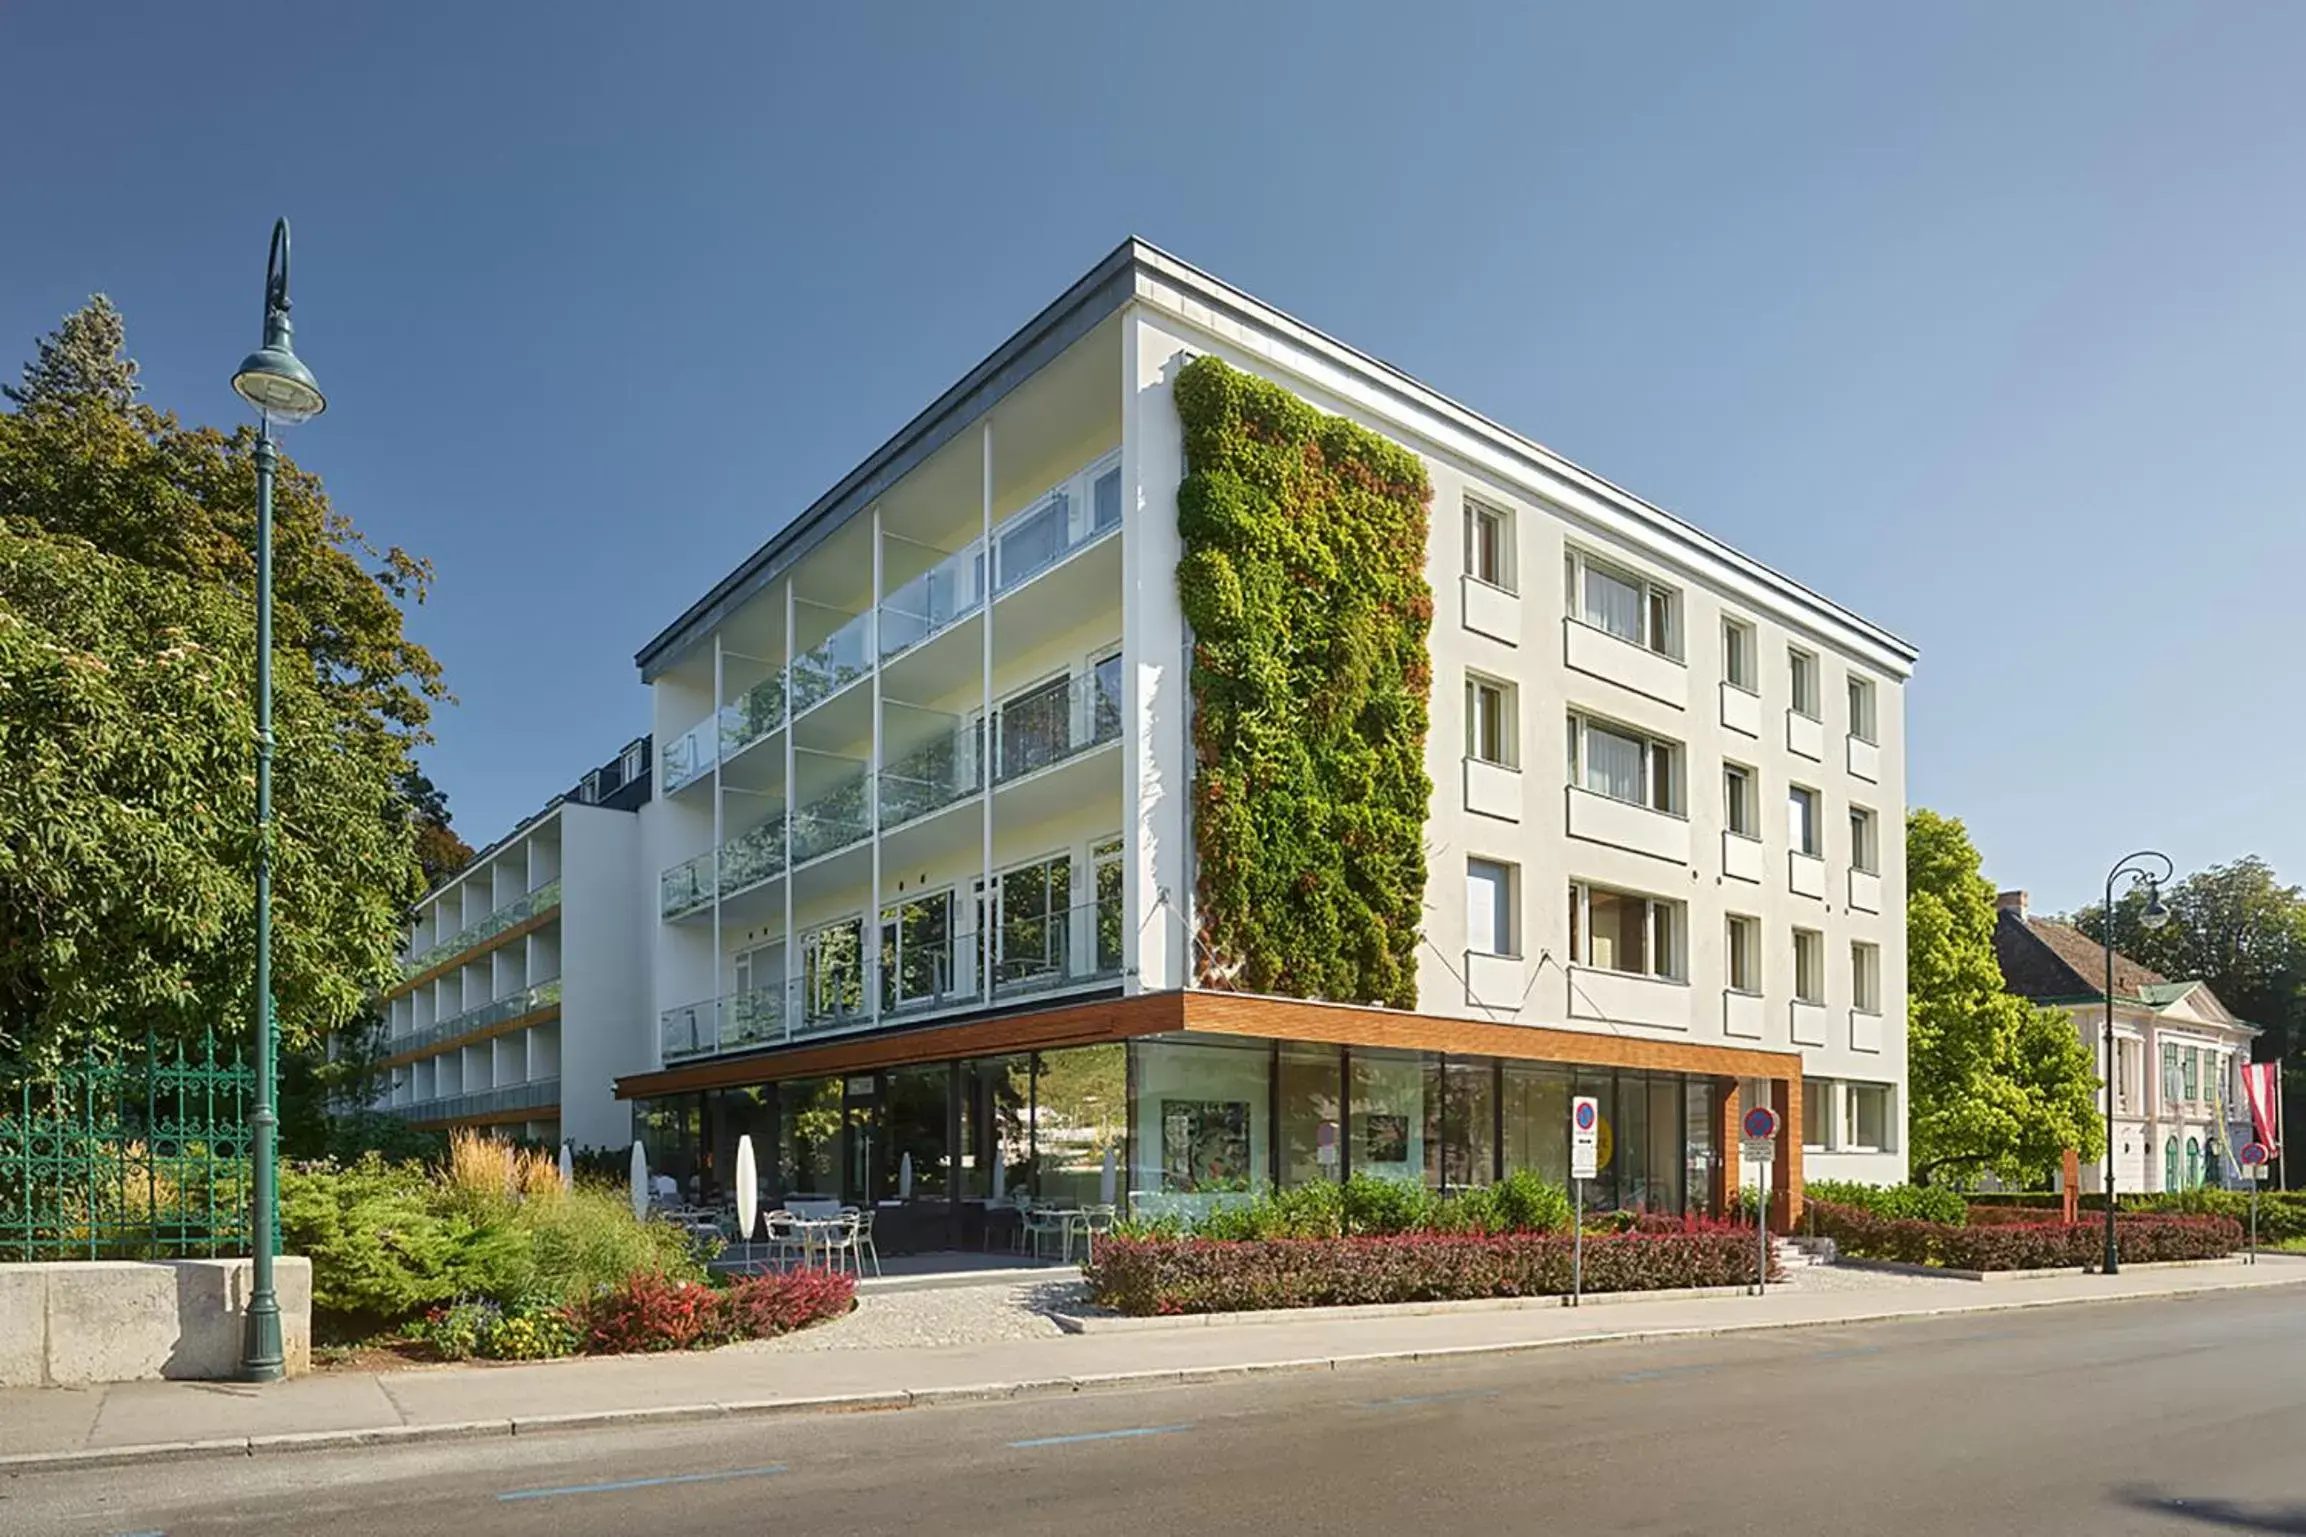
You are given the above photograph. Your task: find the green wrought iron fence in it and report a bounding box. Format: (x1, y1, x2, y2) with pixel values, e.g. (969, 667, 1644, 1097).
(0, 1031, 253, 1261)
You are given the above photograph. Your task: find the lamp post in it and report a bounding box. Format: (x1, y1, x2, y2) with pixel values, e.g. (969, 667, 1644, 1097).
(2100, 851, 2173, 1277)
(230, 219, 326, 1382)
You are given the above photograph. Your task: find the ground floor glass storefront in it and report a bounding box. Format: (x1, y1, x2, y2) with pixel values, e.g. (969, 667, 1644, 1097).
(630, 1033, 1723, 1245)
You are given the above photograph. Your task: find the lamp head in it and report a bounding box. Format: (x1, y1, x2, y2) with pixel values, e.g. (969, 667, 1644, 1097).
(230, 218, 325, 426)
(2141, 881, 2172, 931)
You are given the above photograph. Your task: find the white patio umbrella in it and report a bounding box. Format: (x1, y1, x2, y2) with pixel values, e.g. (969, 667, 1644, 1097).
(629, 1141, 650, 1221)
(992, 1152, 1007, 1201)
(1099, 1144, 1118, 1206)
(557, 1142, 575, 1193)
(898, 1151, 914, 1201)
(735, 1135, 760, 1243)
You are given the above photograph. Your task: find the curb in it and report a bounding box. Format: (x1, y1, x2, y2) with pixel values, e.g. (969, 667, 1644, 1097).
(8, 1270, 2304, 1477)
(1049, 1282, 1757, 1333)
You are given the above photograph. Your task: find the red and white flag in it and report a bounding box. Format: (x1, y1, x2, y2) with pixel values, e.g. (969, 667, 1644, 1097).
(2241, 1060, 2282, 1152)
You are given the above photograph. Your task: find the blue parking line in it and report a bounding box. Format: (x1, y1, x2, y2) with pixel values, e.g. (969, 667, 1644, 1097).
(1359, 1389, 1503, 1409)
(498, 1464, 787, 1501)
(1617, 1362, 1719, 1384)
(1814, 1345, 1881, 1361)
(1010, 1424, 1192, 1449)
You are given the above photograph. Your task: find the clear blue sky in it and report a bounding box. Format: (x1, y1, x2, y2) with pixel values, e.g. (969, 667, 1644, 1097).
(5, 3, 2302, 915)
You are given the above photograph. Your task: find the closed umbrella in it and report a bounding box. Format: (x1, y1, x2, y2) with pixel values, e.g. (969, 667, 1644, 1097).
(899, 1151, 914, 1201)
(992, 1151, 1007, 1201)
(630, 1141, 649, 1221)
(558, 1142, 575, 1193)
(1099, 1144, 1118, 1206)
(735, 1135, 760, 1242)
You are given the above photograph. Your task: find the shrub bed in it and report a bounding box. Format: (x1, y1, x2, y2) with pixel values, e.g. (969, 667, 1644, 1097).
(1804, 1180, 1968, 1226)
(404, 1269, 856, 1360)
(1124, 1172, 1576, 1242)
(1811, 1201, 2240, 1271)
(1968, 1189, 2306, 1242)
(1083, 1230, 1765, 1316)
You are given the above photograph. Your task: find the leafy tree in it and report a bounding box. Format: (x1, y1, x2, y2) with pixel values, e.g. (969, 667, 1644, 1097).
(396, 766, 475, 887)
(0, 300, 445, 1066)
(1907, 809, 2102, 1185)
(2073, 857, 2306, 1042)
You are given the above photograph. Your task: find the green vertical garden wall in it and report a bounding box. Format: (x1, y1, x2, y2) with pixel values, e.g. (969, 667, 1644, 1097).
(1172, 355, 1434, 1008)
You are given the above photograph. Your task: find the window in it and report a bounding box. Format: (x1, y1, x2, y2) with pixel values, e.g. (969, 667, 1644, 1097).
(2165, 1136, 2180, 1191)
(2183, 1047, 2199, 1103)
(1467, 676, 1517, 767)
(1789, 647, 1820, 719)
(1569, 882, 1680, 979)
(1848, 1084, 1890, 1151)
(801, 917, 865, 1023)
(2116, 1039, 2135, 1113)
(1467, 858, 1516, 958)
(1723, 617, 1757, 691)
(1568, 714, 1681, 813)
(1566, 549, 1678, 658)
(1726, 915, 1760, 992)
(2163, 1042, 2182, 1107)
(1848, 806, 1879, 874)
(1851, 941, 1881, 1014)
(1724, 763, 1758, 838)
(1464, 498, 1512, 590)
(1788, 785, 1821, 857)
(1803, 1077, 1829, 1149)
(1846, 673, 1877, 744)
(997, 673, 1073, 781)
(1793, 928, 1825, 1004)
(621, 742, 646, 783)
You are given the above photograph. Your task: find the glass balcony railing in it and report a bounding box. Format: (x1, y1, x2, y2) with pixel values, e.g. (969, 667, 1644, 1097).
(401, 879, 562, 979)
(993, 459, 1122, 594)
(880, 542, 987, 660)
(789, 772, 870, 866)
(878, 721, 984, 829)
(790, 610, 873, 717)
(394, 1077, 560, 1123)
(720, 815, 787, 896)
(661, 851, 715, 920)
(994, 666, 1124, 785)
(989, 895, 1128, 997)
(660, 720, 716, 793)
(660, 987, 785, 1063)
(718, 672, 788, 762)
(388, 977, 563, 1058)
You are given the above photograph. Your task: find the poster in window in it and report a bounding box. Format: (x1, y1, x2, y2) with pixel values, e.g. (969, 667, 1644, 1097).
(1364, 1113, 1410, 1165)
(1161, 1100, 1251, 1192)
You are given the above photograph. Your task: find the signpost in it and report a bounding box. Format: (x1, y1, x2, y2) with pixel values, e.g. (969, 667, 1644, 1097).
(1742, 1105, 1781, 1294)
(2240, 1141, 2272, 1262)
(1570, 1097, 1599, 1306)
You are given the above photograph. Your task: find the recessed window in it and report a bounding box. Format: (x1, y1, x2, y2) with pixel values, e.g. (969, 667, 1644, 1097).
(1568, 714, 1682, 813)
(1566, 549, 1679, 659)
(1846, 673, 1877, 744)
(1851, 941, 1881, 1014)
(621, 743, 646, 783)
(1466, 675, 1518, 767)
(1789, 647, 1820, 719)
(1726, 914, 1760, 993)
(1467, 858, 1516, 958)
(1793, 927, 1825, 1004)
(1723, 617, 1757, 692)
(2182, 1047, 2199, 1102)
(1803, 1077, 1830, 1150)
(1848, 1083, 1891, 1152)
(1788, 785, 1821, 857)
(1849, 805, 1879, 874)
(1724, 762, 1758, 838)
(1570, 882, 1681, 979)
(1464, 497, 1513, 591)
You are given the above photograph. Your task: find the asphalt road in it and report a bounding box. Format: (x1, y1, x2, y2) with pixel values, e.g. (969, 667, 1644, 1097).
(9, 1287, 2306, 1537)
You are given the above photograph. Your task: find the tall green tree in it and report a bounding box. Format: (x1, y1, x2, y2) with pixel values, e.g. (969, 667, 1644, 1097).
(2073, 857, 2306, 1039)
(1907, 808, 2102, 1185)
(0, 299, 447, 1067)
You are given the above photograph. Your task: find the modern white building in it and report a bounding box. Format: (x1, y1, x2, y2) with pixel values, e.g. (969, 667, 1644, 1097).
(609, 238, 1915, 1234)
(1992, 892, 2257, 1193)
(376, 739, 652, 1149)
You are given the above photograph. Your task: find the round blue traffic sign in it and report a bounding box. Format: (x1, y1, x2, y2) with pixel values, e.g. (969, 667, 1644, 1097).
(1574, 1101, 1598, 1131)
(1742, 1106, 1781, 1141)
(2241, 1141, 2270, 1167)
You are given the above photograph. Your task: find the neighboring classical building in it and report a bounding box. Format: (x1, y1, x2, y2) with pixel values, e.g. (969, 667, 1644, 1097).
(1992, 891, 2257, 1193)
(375, 739, 653, 1148)
(610, 237, 1916, 1237)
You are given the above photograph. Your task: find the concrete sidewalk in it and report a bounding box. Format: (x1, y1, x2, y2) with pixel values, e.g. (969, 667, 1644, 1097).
(6, 1257, 2302, 1473)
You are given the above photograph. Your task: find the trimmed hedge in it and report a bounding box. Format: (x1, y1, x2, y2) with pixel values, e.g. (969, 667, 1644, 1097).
(1083, 1229, 1766, 1316)
(572, 1268, 854, 1354)
(1804, 1179, 1968, 1226)
(1968, 1189, 2306, 1242)
(1811, 1201, 2240, 1271)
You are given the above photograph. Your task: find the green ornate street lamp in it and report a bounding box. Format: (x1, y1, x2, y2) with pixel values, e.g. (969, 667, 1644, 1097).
(230, 218, 325, 1382)
(2100, 850, 2172, 1278)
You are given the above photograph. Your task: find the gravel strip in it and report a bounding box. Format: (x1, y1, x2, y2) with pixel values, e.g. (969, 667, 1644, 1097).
(744, 1279, 1084, 1353)
(1777, 1260, 1974, 1293)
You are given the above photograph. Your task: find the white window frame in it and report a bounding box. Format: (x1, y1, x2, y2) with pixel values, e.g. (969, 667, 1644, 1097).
(1846, 672, 1878, 745)
(1726, 914, 1761, 993)
(1466, 674, 1518, 768)
(1846, 1082, 1892, 1153)
(1723, 615, 1758, 693)
(1793, 927, 1826, 1004)
(1565, 547, 1680, 659)
(1848, 805, 1879, 875)
(1568, 713, 1683, 815)
(1723, 761, 1758, 838)
(1788, 784, 1822, 857)
(1464, 496, 1515, 592)
(1851, 940, 1881, 1015)
(1789, 646, 1821, 720)
(1569, 881, 1684, 981)
(1803, 1075, 1832, 1151)
(621, 743, 646, 782)
(1467, 857, 1518, 959)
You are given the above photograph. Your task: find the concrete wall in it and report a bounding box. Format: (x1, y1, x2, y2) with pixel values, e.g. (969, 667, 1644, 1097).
(0, 1257, 311, 1387)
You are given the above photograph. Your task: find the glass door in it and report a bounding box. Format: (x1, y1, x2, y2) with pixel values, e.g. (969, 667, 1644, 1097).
(842, 1074, 881, 1207)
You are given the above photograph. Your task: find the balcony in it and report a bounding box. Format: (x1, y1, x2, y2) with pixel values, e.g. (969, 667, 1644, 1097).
(1563, 619, 1685, 709)
(1851, 1009, 1884, 1053)
(662, 852, 715, 921)
(879, 719, 983, 830)
(1460, 575, 1519, 645)
(1464, 950, 1525, 1012)
(790, 772, 871, 867)
(790, 610, 874, 719)
(661, 987, 784, 1063)
(1790, 999, 1829, 1047)
(1786, 710, 1824, 762)
(401, 879, 562, 979)
(398, 1077, 560, 1124)
(1722, 829, 1764, 884)
(881, 540, 987, 662)
(1723, 989, 1764, 1039)
(994, 669, 1122, 786)
(1849, 867, 1882, 914)
(660, 719, 717, 794)
(993, 460, 1122, 596)
(1719, 682, 1760, 738)
(720, 814, 789, 895)
(1847, 733, 1881, 783)
(1464, 758, 1520, 822)
(1566, 786, 1690, 864)
(387, 978, 562, 1061)
(1788, 850, 1827, 900)
(719, 673, 789, 765)
(1568, 967, 1690, 1031)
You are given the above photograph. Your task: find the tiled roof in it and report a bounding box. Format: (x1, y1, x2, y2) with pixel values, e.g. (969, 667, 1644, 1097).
(1993, 911, 2167, 1001)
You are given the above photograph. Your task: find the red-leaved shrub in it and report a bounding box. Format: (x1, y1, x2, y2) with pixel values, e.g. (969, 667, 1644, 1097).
(1811, 1201, 2239, 1271)
(574, 1274, 732, 1353)
(720, 1267, 855, 1338)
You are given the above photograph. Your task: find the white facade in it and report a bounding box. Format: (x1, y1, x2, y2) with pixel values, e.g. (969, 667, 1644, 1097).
(629, 240, 1915, 1183)
(2068, 989, 2256, 1195)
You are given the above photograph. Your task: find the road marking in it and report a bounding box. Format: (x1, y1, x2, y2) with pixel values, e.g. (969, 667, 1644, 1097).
(498, 1464, 788, 1501)
(1617, 1363, 1719, 1383)
(1358, 1389, 1503, 1409)
(1813, 1345, 1881, 1361)
(1009, 1424, 1192, 1448)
